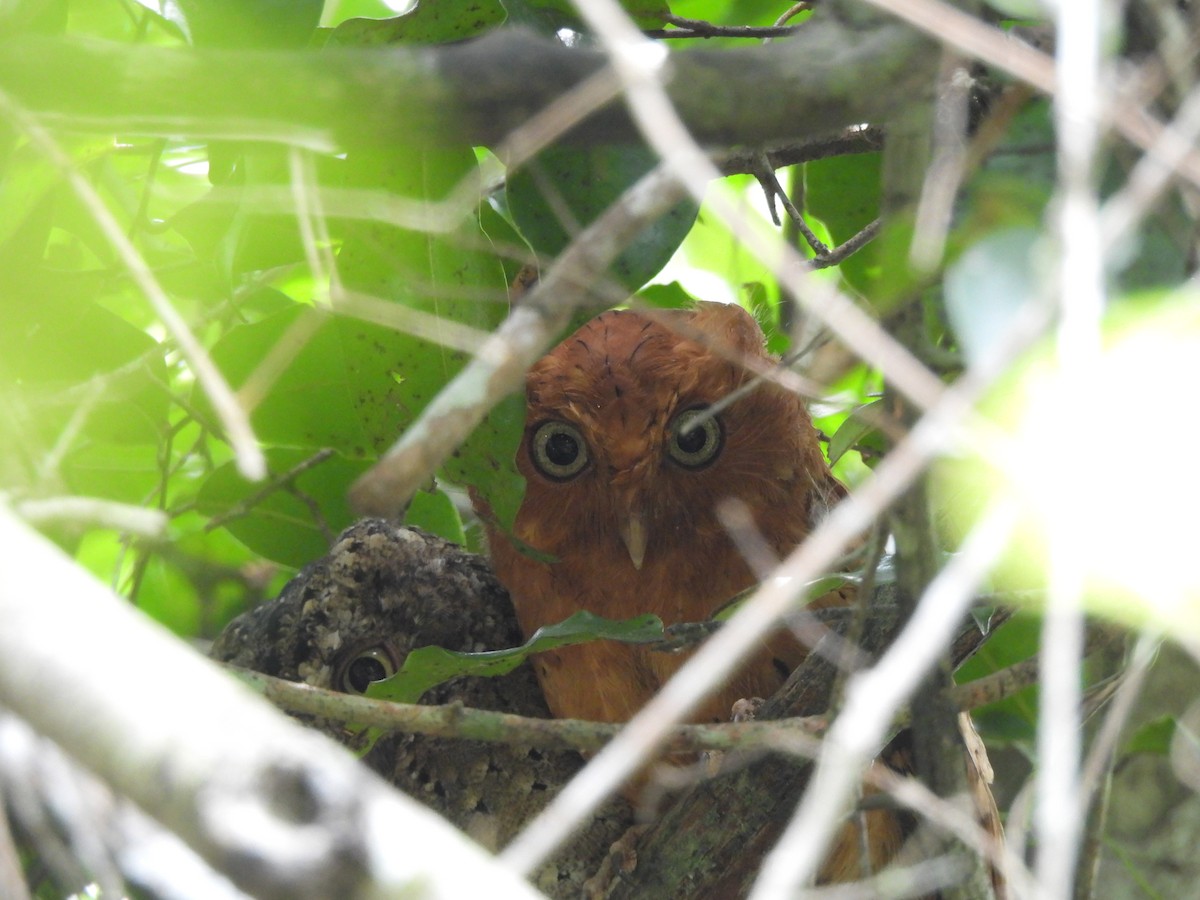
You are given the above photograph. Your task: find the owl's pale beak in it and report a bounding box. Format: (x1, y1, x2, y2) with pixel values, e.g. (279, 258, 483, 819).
(619, 514, 648, 570)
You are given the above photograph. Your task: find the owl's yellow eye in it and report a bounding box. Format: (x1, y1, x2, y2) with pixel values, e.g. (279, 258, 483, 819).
(668, 407, 722, 468)
(531, 421, 590, 480)
(338, 647, 398, 694)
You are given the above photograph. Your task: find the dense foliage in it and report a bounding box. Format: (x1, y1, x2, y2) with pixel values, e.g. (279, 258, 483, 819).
(2, 0, 1199, 897)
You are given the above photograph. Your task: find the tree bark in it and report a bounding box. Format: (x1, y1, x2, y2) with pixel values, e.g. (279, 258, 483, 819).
(0, 9, 930, 151)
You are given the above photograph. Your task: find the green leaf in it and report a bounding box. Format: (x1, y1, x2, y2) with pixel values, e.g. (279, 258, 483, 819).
(827, 399, 886, 466)
(804, 151, 882, 297)
(196, 449, 373, 567)
(403, 486, 466, 546)
(62, 443, 165, 507)
(508, 144, 698, 292)
(440, 390, 527, 531)
(335, 139, 515, 514)
(637, 281, 697, 310)
(329, 0, 506, 45)
(1124, 716, 1176, 757)
(0, 137, 108, 251)
(504, 0, 669, 30)
(203, 306, 413, 456)
(165, 0, 322, 47)
(365, 611, 666, 704)
(0, 290, 169, 461)
(981, 0, 1046, 21)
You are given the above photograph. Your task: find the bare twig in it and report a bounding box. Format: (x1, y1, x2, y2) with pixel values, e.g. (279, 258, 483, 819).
(811, 219, 883, 270)
(1035, 1, 1110, 894)
(648, 15, 805, 41)
(203, 449, 335, 532)
(12, 498, 167, 538)
(1102, 79, 1200, 249)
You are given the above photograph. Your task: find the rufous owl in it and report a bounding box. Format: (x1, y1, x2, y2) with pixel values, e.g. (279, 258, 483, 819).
(484, 301, 853, 725)
(480, 303, 915, 872)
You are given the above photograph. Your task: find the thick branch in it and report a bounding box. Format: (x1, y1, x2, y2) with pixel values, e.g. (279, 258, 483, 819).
(0, 14, 928, 149)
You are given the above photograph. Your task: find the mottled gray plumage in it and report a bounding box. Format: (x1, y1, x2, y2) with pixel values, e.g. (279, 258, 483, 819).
(211, 519, 632, 896)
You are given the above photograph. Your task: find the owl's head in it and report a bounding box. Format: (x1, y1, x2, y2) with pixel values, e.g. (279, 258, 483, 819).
(512, 302, 831, 570)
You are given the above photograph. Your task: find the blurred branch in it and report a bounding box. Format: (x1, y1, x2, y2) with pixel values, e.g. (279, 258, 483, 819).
(859, 0, 1200, 188)
(0, 16, 927, 151)
(0, 505, 541, 900)
(12, 497, 166, 538)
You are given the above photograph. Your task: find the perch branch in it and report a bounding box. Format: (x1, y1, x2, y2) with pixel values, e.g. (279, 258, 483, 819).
(231, 667, 826, 756)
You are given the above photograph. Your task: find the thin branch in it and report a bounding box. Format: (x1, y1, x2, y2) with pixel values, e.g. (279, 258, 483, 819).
(749, 499, 1018, 897)
(1036, 0, 1109, 893)
(647, 15, 806, 41)
(0, 25, 934, 150)
(204, 450, 335, 533)
(811, 219, 883, 270)
(1102, 78, 1200, 249)
(232, 666, 826, 756)
(948, 624, 1127, 713)
(12, 498, 167, 538)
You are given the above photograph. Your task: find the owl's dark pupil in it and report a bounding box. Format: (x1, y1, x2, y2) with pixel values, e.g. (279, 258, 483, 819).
(676, 424, 706, 453)
(347, 656, 387, 693)
(545, 432, 579, 466)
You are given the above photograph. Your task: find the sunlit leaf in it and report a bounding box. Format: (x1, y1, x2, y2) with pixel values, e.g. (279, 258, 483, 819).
(203, 305, 411, 455)
(945, 294, 1200, 638)
(197, 448, 373, 567)
(404, 486, 467, 546)
(329, 0, 506, 44)
(165, 0, 322, 47)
